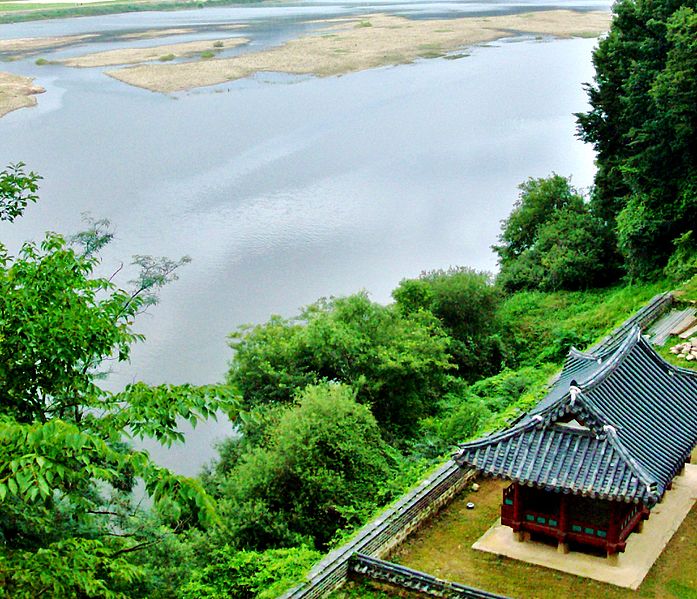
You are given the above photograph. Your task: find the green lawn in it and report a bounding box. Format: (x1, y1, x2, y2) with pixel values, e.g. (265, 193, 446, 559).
(0, 2, 79, 11)
(373, 478, 697, 598)
(334, 477, 697, 599)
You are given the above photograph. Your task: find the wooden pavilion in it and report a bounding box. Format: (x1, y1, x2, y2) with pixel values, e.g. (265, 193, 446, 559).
(454, 327, 697, 557)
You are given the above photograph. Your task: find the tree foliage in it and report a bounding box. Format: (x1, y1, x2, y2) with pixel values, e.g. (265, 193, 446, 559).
(0, 163, 40, 223)
(577, 0, 697, 278)
(180, 545, 321, 599)
(228, 292, 453, 436)
(0, 165, 237, 598)
(392, 267, 503, 380)
(493, 175, 615, 291)
(214, 384, 397, 551)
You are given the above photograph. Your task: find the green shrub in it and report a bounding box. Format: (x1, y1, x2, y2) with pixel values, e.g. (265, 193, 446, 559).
(393, 267, 503, 381)
(158, 53, 175, 61)
(664, 231, 697, 283)
(200, 50, 215, 59)
(469, 366, 552, 413)
(216, 384, 398, 550)
(494, 174, 618, 291)
(438, 399, 491, 444)
(180, 546, 321, 599)
(228, 293, 453, 436)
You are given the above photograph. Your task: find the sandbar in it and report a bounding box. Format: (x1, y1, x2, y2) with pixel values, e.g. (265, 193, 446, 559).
(0, 33, 97, 53)
(60, 36, 249, 67)
(120, 27, 195, 40)
(0, 71, 44, 117)
(106, 10, 611, 93)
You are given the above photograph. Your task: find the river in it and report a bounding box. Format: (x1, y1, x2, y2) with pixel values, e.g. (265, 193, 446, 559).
(0, 0, 608, 474)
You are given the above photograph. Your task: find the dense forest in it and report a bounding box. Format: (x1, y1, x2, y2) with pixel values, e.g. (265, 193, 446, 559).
(1, 0, 696, 596)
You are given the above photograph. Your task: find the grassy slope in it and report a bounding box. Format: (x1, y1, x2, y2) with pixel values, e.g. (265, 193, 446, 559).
(332, 277, 696, 598)
(482, 280, 670, 427)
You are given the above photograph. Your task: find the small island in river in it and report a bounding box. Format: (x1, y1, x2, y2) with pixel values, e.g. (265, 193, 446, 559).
(99, 10, 610, 93)
(0, 9, 610, 115)
(0, 71, 44, 117)
(60, 36, 249, 68)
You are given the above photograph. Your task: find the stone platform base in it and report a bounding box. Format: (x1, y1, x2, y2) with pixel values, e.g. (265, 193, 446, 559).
(472, 465, 697, 589)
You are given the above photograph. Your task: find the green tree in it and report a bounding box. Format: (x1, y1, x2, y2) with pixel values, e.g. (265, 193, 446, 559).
(228, 293, 452, 436)
(494, 175, 585, 263)
(0, 163, 40, 222)
(180, 545, 321, 599)
(494, 175, 616, 291)
(215, 384, 397, 550)
(533, 208, 615, 291)
(0, 165, 237, 598)
(577, 0, 697, 278)
(392, 267, 503, 380)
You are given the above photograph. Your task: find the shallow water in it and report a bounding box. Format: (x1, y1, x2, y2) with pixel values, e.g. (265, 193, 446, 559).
(0, 2, 604, 473)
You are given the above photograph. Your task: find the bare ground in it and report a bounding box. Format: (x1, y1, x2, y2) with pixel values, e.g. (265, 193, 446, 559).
(0, 33, 97, 53)
(0, 71, 44, 117)
(105, 10, 611, 93)
(60, 36, 249, 67)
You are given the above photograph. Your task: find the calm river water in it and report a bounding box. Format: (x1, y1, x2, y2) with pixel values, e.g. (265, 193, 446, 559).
(0, 0, 608, 473)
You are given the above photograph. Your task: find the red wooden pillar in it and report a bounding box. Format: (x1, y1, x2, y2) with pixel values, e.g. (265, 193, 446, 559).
(512, 482, 522, 524)
(558, 494, 568, 537)
(556, 494, 570, 553)
(511, 483, 526, 542)
(607, 502, 619, 555)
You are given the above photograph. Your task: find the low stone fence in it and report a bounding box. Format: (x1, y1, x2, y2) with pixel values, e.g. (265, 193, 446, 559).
(591, 292, 673, 353)
(349, 554, 507, 599)
(281, 461, 476, 599)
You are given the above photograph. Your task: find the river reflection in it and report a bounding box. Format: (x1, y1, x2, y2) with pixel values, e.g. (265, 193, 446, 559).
(0, 3, 603, 473)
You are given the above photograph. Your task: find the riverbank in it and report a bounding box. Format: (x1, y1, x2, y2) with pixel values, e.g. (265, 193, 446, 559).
(0, 71, 44, 117)
(0, 33, 96, 52)
(0, 0, 261, 25)
(104, 10, 611, 93)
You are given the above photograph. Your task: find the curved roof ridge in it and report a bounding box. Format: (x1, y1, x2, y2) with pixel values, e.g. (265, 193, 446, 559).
(568, 346, 600, 361)
(455, 416, 538, 451)
(575, 326, 641, 392)
(602, 425, 659, 499)
(457, 386, 610, 455)
(636, 334, 697, 379)
(529, 378, 614, 430)
(564, 388, 613, 432)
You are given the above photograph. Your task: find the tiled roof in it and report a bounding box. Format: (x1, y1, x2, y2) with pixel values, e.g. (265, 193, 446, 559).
(454, 328, 697, 505)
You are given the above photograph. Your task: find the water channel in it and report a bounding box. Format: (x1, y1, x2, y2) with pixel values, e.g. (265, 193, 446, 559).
(0, 0, 608, 473)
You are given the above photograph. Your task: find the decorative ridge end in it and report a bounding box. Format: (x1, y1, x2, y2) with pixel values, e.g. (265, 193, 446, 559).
(603, 424, 617, 435)
(569, 385, 582, 406)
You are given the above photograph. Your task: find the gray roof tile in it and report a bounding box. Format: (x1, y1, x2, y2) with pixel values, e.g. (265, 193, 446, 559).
(454, 327, 697, 505)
